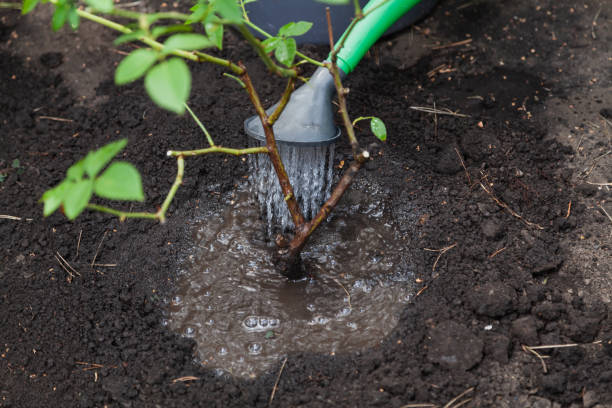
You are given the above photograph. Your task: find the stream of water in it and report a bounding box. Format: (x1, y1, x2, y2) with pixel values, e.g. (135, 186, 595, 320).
(247, 141, 335, 233)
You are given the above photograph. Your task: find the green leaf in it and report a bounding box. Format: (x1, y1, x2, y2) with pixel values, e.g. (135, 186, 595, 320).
(261, 36, 280, 53)
(63, 179, 94, 220)
(370, 117, 387, 141)
(205, 22, 224, 49)
(83, 139, 127, 178)
(151, 24, 193, 40)
(67, 6, 79, 30)
(66, 159, 85, 181)
(278, 21, 312, 37)
(115, 49, 158, 85)
(213, 0, 241, 23)
(94, 162, 144, 201)
(84, 0, 113, 13)
(21, 0, 40, 15)
(11, 159, 20, 168)
(41, 180, 69, 217)
(144, 58, 191, 114)
(51, 4, 68, 31)
(186, 3, 210, 24)
(274, 37, 296, 67)
(114, 30, 146, 46)
(316, 0, 349, 4)
(163, 33, 214, 55)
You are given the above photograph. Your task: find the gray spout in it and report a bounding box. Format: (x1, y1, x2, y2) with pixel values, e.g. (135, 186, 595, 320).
(244, 66, 343, 146)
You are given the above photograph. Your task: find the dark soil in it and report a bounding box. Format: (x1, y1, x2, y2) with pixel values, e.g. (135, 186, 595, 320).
(1, 0, 611, 407)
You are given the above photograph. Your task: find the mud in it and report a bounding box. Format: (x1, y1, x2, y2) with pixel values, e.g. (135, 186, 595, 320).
(1, 0, 610, 407)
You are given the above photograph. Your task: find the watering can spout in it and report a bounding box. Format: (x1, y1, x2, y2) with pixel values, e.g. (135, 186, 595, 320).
(244, 66, 342, 147)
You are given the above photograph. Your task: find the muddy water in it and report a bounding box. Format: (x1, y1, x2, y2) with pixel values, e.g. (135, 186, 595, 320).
(167, 185, 415, 378)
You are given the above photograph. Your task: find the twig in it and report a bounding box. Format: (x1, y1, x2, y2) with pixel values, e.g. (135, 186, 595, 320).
(333, 278, 352, 310)
(76, 229, 82, 260)
(56, 252, 81, 276)
(443, 388, 474, 408)
(91, 231, 108, 270)
(522, 345, 549, 373)
(488, 247, 506, 259)
(479, 182, 544, 229)
(171, 376, 199, 383)
(93, 263, 117, 267)
(565, 201, 572, 218)
(409, 106, 470, 118)
(269, 357, 288, 406)
(424, 243, 457, 272)
(55, 254, 75, 279)
(431, 38, 472, 50)
(586, 181, 612, 186)
(37, 116, 73, 122)
(592, 6, 602, 40)
(415, 285, 428, 297)
(454, 147, 471, 185)
(598, 205, 612, 225)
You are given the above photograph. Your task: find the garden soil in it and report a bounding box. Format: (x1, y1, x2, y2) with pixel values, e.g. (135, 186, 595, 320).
(1, 0, 611, 407)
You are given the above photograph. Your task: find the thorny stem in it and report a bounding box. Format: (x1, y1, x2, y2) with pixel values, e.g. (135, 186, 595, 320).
(239, 62, 306, 229)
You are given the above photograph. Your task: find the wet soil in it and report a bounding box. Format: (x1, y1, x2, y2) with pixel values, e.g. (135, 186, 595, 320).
(1, 0, 611, 407)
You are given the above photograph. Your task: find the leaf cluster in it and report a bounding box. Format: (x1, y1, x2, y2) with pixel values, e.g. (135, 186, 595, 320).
(41, 139, 144, 219)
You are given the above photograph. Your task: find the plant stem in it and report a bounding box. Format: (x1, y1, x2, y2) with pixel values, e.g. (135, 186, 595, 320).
(85, 204, 158, 220)
(156, 155, 184, 223)
(267, 77, 295, 125)
(184, 103, 215, 147)
(110, 8, 189, 21)
(0, 2, 20, 9)
(243, 20, 324, 67)
(45, 0, 244, 75)
(167, 146, 268, 157)
(237, 25, 297, 78)
(239, 62, 305, 228)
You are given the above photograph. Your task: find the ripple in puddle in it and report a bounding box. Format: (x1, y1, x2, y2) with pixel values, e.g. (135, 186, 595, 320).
(167, 187, 415, 378)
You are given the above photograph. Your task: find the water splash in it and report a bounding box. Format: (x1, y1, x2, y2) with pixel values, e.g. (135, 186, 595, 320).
(248, 141, 335, 233)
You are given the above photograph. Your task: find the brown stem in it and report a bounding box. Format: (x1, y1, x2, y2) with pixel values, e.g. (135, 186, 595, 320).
(268, 77, 295, 125)
(239, 62, 305, 228)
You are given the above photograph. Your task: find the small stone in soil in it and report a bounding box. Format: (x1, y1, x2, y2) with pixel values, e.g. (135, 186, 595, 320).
(425, 320, 483, 371)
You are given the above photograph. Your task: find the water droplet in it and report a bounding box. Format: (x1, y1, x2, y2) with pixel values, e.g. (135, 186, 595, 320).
(161, 318, 168, 326)
(268, 318, 280, 328)
(247, 342, 262, 355)
(217, 346, 228, 356)
(185, 326, 196, 337)
(259, 318, 268, 327)
(171, 295, 182, 306)
(244, 316, 258, 329)
(306, 303, 316, 312)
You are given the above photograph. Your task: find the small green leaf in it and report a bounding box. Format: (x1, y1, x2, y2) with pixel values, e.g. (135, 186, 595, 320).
(66, 159, 85, 181)
(261, 36, 280, 53)
(83, 139, 128, 178)
(278, 21, 312, 37)
(63, 179, 94, 220)
(163, 33, 214, 55)
(115, 49, 158, 85)
(51, 4, 68, 31)
(85, 0, 113, 13)
(114, 30, 146, 46)
(274, 37, 296, 67)
(94, 162, 144, 201)
(186, 3, 210, 24)
(41, 180, 69, 217)
(21, 0, 40, 15)
(144, 58, 191, 114)
(0, 174, 6, 183)
(205, 22, 224, 49)
(11, 159, 20, 168)
(213, 0, 242, 23)
(264, 330, 274, 339)
(370, 117, 387, 141)
(67, 6, 79, 30)
(316, 0, 349, 4)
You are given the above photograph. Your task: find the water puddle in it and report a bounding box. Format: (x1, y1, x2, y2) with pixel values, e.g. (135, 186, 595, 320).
(167, 183, 415, 378)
